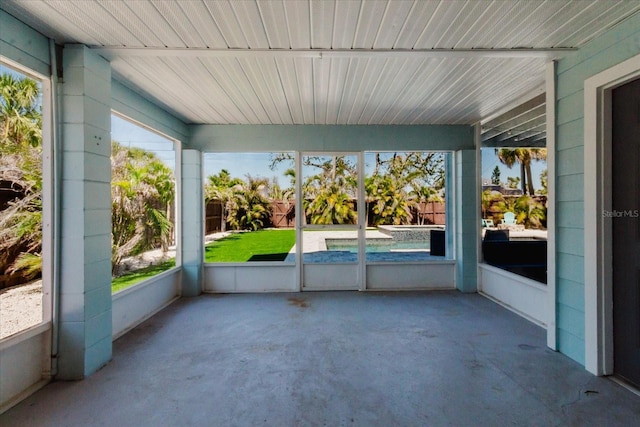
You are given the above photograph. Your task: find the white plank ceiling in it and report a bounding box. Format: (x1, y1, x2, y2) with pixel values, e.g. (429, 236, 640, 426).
(3, 0, 639, 125)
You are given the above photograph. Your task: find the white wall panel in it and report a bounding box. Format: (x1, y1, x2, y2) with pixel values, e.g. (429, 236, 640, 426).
(112, 270, 180, 339)
(366, 263, 455, 290)
(0, 327, 50, 413)
(204, 264, 296, 293)
(479, 264, 548, 327)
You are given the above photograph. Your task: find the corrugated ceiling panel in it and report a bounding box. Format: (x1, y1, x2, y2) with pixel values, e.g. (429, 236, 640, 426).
(310, 0, 335, 48)
(517, 1, 603, 47)
(421, 58, 499, 123)
(413, 1, 467, 49)
(292, 58, 315, 123)
(365, 58, 426, 124)
(170, 1, 228, 48)
(323, 58, 351, 124)
(473, 59, 545, 119)
(409, 58, 483, 123)
(312, 57, 330, 124)
(535, 0, 614, 47)
(434, 0, 491, 48)
(391, 1, 439, 49)
(40, 0, 112, 45)
(111, 57, 205, 122)
(240, 58, 292, 123)
(498, 1, 568, 48)
(149, 1, 208, 47)
(119, 1, 185, 48)
(356, 58, 409, 124)
(205, 1, 248, 49)
(282, 1, 311, 49)
(376, 58, 439, 123)
(172, 57, 245, 123)
(209, 58, 272, 124)
(255, 1, 290, 49)
(433, 59, 542, 123)
(452, 0, 517, 48)
(274, 58, 305, 124)
(553, 2, 640, 47)
(473, 1, 544, 49)
(163, 58, 231, 123)
(351, 0, 388, 49)
(230, 1, 270, 49)
(346, 58, 392, 124)
(330, 0, 361, 49)
(389, 58, 462, 123)
(371, 0, 414, 49)
(96, 1, 163, 47)
(335, 58, 367, 123)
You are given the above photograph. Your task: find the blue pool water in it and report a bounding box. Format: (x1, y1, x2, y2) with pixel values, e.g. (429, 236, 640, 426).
(325, 238, 430, 253)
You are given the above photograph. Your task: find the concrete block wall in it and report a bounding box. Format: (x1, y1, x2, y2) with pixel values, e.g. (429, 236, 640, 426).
(181, 149, 203, 297)
(455, 149, 478, 293)
(58, 45, 112, 379)
(554, 12, 640, 365)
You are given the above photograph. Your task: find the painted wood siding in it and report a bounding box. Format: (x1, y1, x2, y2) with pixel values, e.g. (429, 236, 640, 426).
(555, 12, 640, 365)
(0, 9, 50, 76)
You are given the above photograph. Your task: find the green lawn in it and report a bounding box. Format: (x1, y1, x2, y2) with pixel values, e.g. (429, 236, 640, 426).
(112, 259, 176, 293)
(205, 229, 295, 263)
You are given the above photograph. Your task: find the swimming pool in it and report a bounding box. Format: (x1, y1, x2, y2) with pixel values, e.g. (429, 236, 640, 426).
(325, 238, 430, 253)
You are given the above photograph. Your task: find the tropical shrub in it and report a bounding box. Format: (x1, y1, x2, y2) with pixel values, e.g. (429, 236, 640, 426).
(111, 141, 175, 274)
(0, 73, 43, 283)
(226, 175, 272, 231)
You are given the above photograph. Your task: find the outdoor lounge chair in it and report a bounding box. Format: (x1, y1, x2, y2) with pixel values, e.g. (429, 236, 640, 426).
(502, 212, 517, 226)
(482, 219, 495, 228)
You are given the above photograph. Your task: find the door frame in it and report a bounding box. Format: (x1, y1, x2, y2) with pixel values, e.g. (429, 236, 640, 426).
(584, 53, 640, 375)
(295, 151, 365, 291)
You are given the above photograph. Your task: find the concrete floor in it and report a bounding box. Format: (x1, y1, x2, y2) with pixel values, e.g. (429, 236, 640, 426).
(2, 291, 640, 426)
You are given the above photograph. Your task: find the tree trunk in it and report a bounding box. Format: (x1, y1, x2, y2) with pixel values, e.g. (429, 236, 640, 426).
(525, 162, 535, 195)
(520, 163, 526, 194)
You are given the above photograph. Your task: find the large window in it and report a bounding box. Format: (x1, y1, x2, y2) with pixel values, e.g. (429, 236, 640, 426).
(480, 147, 547, 283)
(203, 152, 296, 263)
(363, 151, 447, 261)
(0, 63, 47, 339)
(110, 114, 177, 292)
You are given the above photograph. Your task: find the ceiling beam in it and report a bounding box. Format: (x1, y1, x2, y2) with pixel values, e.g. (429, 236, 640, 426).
(94, 47, 576, 60)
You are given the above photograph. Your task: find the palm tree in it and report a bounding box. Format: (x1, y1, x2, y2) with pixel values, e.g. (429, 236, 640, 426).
(226, 175, 272, 231)
(204, 169, 242, 232)
(496, 148, 547, 195)
(0, 73, 41, 148)
(513, 195, 546, 229)
(111, 141, 175, 274)
(365, 174, 414, 226)
(0, 72, 43, 283)
(303, 156, 357, 225)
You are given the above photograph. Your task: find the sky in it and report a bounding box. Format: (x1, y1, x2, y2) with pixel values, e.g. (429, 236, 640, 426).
(111, 115, 176, 168)
(203, 152, 292, 185)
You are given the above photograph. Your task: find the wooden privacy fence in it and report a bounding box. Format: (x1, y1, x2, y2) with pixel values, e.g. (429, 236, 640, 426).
(271, 200, 295, 228)
(205, 200, 294, 234)
(414, 201, 446, 225)
(205, 200, 445, 233)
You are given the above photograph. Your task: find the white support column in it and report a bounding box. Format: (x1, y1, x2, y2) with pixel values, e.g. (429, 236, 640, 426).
(546, 61, 558, 350)
(181, 149, 203, 296)
(455, 144, 479, 293)
(58, 45, 112, 379)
